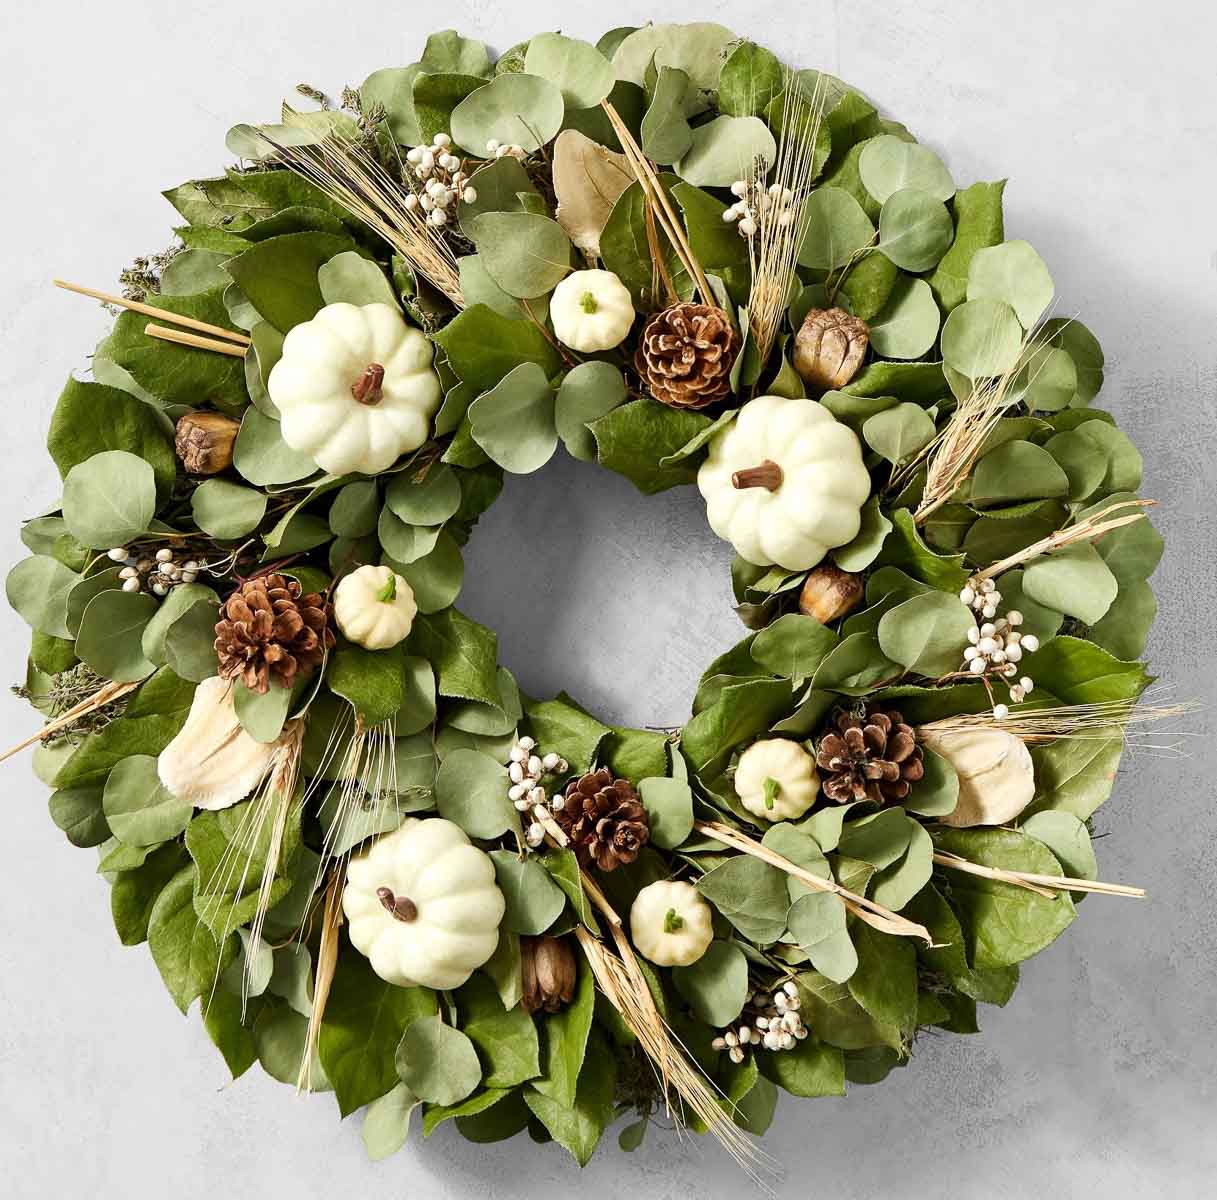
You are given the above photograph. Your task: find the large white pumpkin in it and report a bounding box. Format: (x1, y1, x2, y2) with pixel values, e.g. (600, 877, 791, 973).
(343, 818, 505, 990)
(268, 302, 442, 476)
(697, 394, 871, 570)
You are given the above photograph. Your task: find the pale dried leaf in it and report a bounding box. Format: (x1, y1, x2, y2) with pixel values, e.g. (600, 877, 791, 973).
(552, 130, 634, 260)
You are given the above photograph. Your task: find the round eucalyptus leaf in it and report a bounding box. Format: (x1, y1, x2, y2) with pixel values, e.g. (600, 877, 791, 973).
(5, 555, 79, 639)
(318, 782, 406, 858)
(1042, 317, 1104, 405)
(523, 33, 614, 109)
(1021, 543, 1119, 625)
(468, 363, 558, 474)
(672, 940, 749, 1026)
(473, 212, 572, 299)
(863, 402, 936, 465)
(902, 745, 959, 817)
(102, 754, 192, 846)
(62, 451, 157, 549)
(141, 582, 218, 666)
(318, 250, 399, 308)
(675, 116, 777, 187)
(1044, 429, 1106, 500)
(75, 590, 159, 682)
(489, 850, 566, 935)
(163, 597, 223, 682)
(360, 65, 425, 144)
(868, 277, 940, 360)
(234, 678, 293, 743)
(871, 821, 934, 911)
(797, 187, 875, 270)
(396, 1015, 482, 1106)
(832, 495, 893, 572)
(971, 440, 1070, 505)
(859, 134, 955, 203)
(191, 478, 268, 539)
(1020, 811, 1097, 882)
(234, 408, 318, 486)
(555, 362, 628, 461)
(377, 507, 442, 564)
(1011, 345, 1077, 413)
(389, 655, 437, 738)
(990, 569, 1063, 645)
(392, 531, 464, 613)
(450, 74, 565, 155)
(435, 749, 516, 838)
(718, 41, 785, 117)
(967, 239, 1054, 328)
(940, 297, 1024, 378)
(1073, 420, 1143, 493)
(255, 1007, 331, 1091)
(329, 480, 380, 538)
(876, 590, 976, 676)
(878, 188, 954, 271)
(610, 22, 735, 92)
(385, 465, 462, 527)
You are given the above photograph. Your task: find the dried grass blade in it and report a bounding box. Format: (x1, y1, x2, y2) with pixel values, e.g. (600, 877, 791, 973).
(693, 820, 933, 944)
(298, 868, 343, 1093)
(145, 323, 249, 358)
(53, 279, 251, 345)
(931, 851, 1145, 899)
(0, 680, 139, 765)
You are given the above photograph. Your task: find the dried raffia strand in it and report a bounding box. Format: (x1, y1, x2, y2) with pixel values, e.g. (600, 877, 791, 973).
(0, 679, 139, 765)
(574, 879, 776, 1185)
(973, 497, 1155, 581)
(932, 850, 1145, 899)
(600, 102, 717, 307)
(144, 322, 249, 358)
(298, 868, 344, 1093)
(693, 821, 933, 944)
(53, 279, 251, 345)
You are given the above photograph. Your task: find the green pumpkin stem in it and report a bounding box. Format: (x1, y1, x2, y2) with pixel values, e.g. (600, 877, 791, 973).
(763, 777, 782, 810)
(663, 907, 685, 933)
(376, 573, 397, 602)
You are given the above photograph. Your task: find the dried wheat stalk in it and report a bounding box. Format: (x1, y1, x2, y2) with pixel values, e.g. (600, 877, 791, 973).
(932, 850, 1145, 899)
(0, 679, 138, 764)
(693, 820, 932, 943)
(298, 868, 343, 1092)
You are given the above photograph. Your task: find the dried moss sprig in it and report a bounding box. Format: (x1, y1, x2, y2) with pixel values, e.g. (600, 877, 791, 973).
(3, 670, 137, 762)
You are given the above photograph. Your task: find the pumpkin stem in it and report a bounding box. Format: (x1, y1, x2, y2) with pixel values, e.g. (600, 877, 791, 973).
(376, 573, 397, 602)
(731, 459, 784, 492)
(376, 886, 418, 922)
(352, 363, 386, 405)
(580, 291, 599, 314)
(763, 777, 782, 810)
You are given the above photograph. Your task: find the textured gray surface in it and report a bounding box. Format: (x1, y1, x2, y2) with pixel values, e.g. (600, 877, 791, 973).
(1, 2, 1215, 1196)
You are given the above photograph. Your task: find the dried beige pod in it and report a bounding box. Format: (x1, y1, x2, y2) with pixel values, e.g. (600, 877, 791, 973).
(793, 307, 869, 392)
(175, 411, 241, 475)
(798, 563, 865, 624)
(552, 129, 633, 260)
(921, 726, 1036, 827)
(521, 935, 577, 1014)
(157, 675, 276, 810)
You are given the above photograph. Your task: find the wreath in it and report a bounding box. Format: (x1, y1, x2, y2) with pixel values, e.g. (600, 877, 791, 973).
(6, 23, 1171, 1174)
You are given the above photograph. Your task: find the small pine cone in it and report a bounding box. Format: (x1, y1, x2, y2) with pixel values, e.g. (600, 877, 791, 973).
(793, 308, 869, 392)
(214, 574, 334, 694)
(816, 706, 924, 804)
(634, 302, 738, 410)
(521, 935, 577, 1014)
(557, 766, 650, 872)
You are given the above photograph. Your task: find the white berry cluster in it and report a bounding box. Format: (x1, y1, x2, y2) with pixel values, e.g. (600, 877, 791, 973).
(107, 545, 201, 597)
(506, 736, 570, 849)
(722, 179, 796, 239)
(959, 577, 1040, 718)
(404, 133, 478, 229)
(485, 138, 527, 161)
(712, 981, 807, 1064)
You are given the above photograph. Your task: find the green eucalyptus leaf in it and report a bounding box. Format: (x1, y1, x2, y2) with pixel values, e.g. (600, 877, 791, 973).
(6, 555, 79, 639)
(76, 590, 158, 682)
(489, 850, 566, 935)
(675, 115, 776, 187)
(798, 187, 874, 269)
(971, 439, 1070, 505)
(554, 363, 628, 462)
(718, 42, 785, 117)
(859, 134, 954, 203)
(234, 408, 318, 486)
(191, 478, 267, 539)
(867, 277, 940, 360)
(940, 298, 1024, 379)
(524, 33, 614, 108)
(102, 754, 191, 846)
(876, 590, 975, 676)
(638, 774, 694, 850)
(329, 644, 407, 726)
(468, 362, 557, 474)
(641, 66, 694, 162)
(62, 451, 156, 549)
(318, 250, 399, 307)
(672, 940, 749, 1025)
(878, 188, 954, 271)
(450, 74, 565, 155)
(435, 749, 516, 838)
(863, 402, 936, 464)
(967, 239, 1054, 328)
(929, 179, 1006, 310)
(396, 1014, 481, 1106)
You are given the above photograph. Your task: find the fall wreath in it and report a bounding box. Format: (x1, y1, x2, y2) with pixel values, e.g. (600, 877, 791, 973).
(5, 23, 1173, 1176)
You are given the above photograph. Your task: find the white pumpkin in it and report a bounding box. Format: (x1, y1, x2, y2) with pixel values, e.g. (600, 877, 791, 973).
(268, 302, 442, 476)
(630, 880, 714, 967)
(158, 676, 276, 810)
(333, 564, 417, 650)
(921, 727, 1035, 827)
(734, 738, 820, 822)
(550, 269, 635, 352)
(343, 818, 505, 990)
(697, 394, 872, 570)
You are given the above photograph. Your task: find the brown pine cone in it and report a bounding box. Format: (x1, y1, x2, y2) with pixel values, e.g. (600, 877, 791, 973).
(521, 935, 577, 1014)
(214, 574, 334, 694)
(816, 706, 924, 804)
(634, 302, 738, 410)
(557, 767, 650, 872)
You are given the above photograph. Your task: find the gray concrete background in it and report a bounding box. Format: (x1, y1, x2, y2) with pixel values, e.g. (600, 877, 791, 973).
(1, 2, 1214, 1196)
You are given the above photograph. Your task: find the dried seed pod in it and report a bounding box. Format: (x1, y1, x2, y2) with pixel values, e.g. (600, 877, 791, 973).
(793, 307, 869, 392)
(521, 935, 577, 1014)
(798, 564, 865, 624)
(175, 411, 241, 475)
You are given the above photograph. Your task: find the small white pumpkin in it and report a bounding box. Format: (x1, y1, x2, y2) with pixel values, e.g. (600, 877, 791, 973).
(697, 394, 872, 571)
(734, 738, 820, 822)
(333, 564, 417, 650)
(268, 302, 442, 476)
(550, 269, 635, 352)
(921, 727, 1035, 827)
(630, 880, 714, 967)
(343, 818, 505, 990)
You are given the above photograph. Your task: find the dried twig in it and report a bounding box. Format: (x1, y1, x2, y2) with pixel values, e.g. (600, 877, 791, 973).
(53, 279, 251, 345)
(0, 679, 139, 764)
(693, 820, 933, 944)
(932, 850, 1145, 899)
(145, 323, 248, 358)
(298, 868, 343, 1092)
